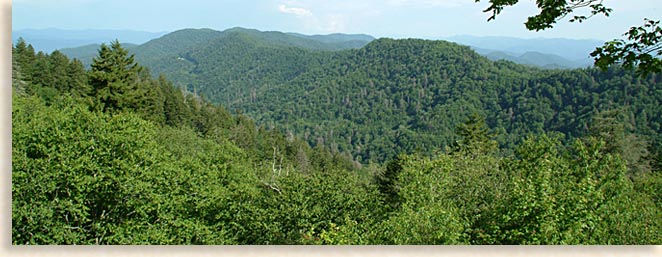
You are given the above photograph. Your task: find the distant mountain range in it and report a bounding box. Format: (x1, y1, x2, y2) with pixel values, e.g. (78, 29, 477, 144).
(12, 28, 168, 53)
(59, 27, 377, 68)
(17, 27, 607, 69)
(472, 47, 591, 69)
(444, 35, 605, 69)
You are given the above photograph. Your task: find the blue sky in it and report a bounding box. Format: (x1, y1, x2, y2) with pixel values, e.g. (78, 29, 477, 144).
(11, 0, 662, 40)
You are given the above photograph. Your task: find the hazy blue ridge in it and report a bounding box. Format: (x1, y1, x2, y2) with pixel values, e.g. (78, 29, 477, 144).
(445, 35, 602, 68)
(12, 28, 167, 53)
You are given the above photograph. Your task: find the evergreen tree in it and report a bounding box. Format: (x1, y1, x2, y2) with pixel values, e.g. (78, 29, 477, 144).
(67, 58, 91, 97)
(158, 74, 190, 127)
(89, 40, 143, 112)
(12, 37, 36, 72)
(452, 113, 498, 157)
(48, 51, 71, 92)
(29, 52, 59, 103)
(375, 155, 408, 209)
(589, 108, 651, 176)
(29, 52, 53, 88)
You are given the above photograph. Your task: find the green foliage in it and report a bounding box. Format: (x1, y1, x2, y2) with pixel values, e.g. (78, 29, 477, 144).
(11, 37, 662, 245)
(13, 38, 36, 70)
(12, 57, 27, 95)
(89, 40, 145, 112)
(482, 134, 660, 244)
(375, 156, 404, 208)
(474, 1, 659, 77)
(453, 113, 498, 156)
(377, 202, 464, 244)
(375, 155, 465, 244)
(12, 39, 363, 245)
(13, 95, 164, 244)
(477, 0, 612, 31)
(12, 39, 91, 101)
(588, 108, 651, 176)
(55, 29, 662, 165)
(495, 135, 573, 244)
(592, 18, 662, 76)
(157, 74, 191, 127)
(235, 38, 662, 164)
(203, 165, 383, 245)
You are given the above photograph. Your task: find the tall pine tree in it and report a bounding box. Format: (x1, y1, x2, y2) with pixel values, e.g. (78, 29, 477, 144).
(89, 40, 143, 113)
(88, 40, 165, 123)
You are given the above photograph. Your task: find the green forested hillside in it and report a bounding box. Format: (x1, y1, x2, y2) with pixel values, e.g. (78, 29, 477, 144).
(65, 29, 662, 166)
(61, 27, 374, 69)
(134, 28, 374, 95)
(59, 28, 662, 184)
(12, 39, 363, 244)
(176, 35, 662, 166)
(12, 36, 662, 245)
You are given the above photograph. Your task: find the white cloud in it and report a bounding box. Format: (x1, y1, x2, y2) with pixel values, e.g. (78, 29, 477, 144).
(278, 4, 313, 17)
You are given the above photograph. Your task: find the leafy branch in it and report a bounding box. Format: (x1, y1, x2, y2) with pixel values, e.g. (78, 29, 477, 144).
(591, 18, 662, 76)
(478, 0, 612, 30)
(474, 0, 659, 77)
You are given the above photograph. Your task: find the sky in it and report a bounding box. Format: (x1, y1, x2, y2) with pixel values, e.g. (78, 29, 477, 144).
(11, 0, 662, 40)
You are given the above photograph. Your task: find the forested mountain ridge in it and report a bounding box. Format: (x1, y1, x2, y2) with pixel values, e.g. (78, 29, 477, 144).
(286, 31, 375, 47)
(12, 36, 662, 245)
(59, 28, 662, 167)
(201, 37, 662, 165)
(61, 27, 376, 93)
(60, 27, 374, 67)
(57, 28, 607, 70)
(218, 27, 375, 51)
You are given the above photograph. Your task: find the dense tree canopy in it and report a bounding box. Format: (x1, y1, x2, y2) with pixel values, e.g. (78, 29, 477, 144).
(85, 29, 662, 166)
(12, 37, 662, 245)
